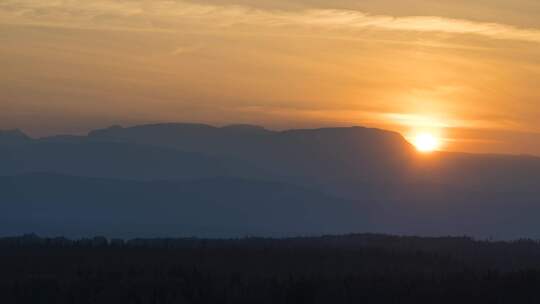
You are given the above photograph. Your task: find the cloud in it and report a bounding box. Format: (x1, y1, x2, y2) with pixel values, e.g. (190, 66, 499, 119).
(2, 0, 540, 43)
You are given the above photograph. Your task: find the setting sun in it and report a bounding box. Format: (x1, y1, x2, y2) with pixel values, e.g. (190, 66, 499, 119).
(413, 133, 441, 152)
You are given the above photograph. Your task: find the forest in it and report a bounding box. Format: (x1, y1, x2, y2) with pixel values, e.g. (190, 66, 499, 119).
(2, 234, 540, 303)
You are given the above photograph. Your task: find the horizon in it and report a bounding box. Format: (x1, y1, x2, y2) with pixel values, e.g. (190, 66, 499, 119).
(3, 121, 539, 158)
(2, 0, 540, 156)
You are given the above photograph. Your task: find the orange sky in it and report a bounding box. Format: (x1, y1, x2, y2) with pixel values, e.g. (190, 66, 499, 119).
(1, 0, 540, 155)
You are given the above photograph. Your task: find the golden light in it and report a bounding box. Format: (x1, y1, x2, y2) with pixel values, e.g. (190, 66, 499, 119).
(413, 133, 441, 153)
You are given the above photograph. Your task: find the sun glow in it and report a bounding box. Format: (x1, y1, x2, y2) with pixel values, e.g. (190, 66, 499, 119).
(413, 133, 441, 152)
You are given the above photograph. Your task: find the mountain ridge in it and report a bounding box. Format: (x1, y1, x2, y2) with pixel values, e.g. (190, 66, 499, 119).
(0, 173, 370, 238)
(4, 123, 538, 159)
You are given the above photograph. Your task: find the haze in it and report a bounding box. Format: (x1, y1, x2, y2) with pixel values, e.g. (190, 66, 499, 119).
(1, 0, 540, 155)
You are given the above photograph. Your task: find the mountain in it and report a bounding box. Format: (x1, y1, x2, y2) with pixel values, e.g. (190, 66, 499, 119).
(88, 123, 416, 185)
(0, 129, 31, 145)
(0, 138, 269, 181)
(2, 123, 540, 238)
(2, 172, 540, 239)
(413, 151, 540, 191)
(86, 123, 540, 195)
(0, 174, 370, 238)
(2, 124, 417, 187)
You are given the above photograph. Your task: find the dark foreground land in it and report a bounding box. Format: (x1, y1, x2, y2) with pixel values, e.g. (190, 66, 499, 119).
(2, 234, 540, 303)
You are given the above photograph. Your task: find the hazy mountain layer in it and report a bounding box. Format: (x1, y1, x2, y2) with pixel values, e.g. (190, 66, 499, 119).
(0, 174, 371, 238)
(1, 123, 540, 238)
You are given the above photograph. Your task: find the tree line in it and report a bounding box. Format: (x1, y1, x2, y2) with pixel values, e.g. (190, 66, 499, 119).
(2, 234, 540, 303)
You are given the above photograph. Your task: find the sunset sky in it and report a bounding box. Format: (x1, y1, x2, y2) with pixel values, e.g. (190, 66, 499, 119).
(1, 0, 540, 155)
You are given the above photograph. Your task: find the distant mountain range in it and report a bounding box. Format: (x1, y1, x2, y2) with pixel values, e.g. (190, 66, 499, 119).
(0, 174, 370, 238)
(1, 123, 539, 239)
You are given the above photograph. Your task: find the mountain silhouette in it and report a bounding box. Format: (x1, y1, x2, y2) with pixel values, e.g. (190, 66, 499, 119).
(88, 123, 416, 184)
(0, 129, 31, 145)
(0, 173, 370, 238)
(1, 123, 540, 238)
(2, 172, 539, 239)
(85, 123, 540, 197)
(0, 139, 269, 180)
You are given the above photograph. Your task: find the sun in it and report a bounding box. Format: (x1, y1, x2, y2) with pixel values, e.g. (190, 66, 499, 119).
(412, 133, 440, 153)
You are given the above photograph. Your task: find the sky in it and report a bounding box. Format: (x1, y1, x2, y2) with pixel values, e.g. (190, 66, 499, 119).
(1, 0, 540, 155)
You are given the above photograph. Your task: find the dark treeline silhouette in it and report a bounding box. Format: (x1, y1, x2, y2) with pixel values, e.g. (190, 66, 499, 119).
(3, 234, 540, 303)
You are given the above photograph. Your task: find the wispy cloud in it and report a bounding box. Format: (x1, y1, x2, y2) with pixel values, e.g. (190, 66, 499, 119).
(2, 0, 540, 43)
(295, 10, 540, 43)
